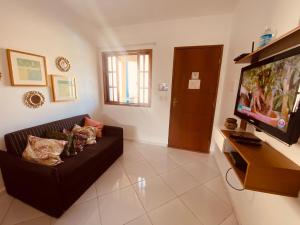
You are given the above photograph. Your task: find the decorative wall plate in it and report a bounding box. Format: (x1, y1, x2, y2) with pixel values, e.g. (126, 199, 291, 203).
(24, 91, 45, 108)
(56, 57, 71, 72)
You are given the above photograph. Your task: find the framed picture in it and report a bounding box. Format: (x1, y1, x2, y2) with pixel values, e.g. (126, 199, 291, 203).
(51, 75, 77, 102)
(7, 49, 47, 86)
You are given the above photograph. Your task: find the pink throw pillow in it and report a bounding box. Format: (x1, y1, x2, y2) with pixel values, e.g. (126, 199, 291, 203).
(84, 117, 104, 138)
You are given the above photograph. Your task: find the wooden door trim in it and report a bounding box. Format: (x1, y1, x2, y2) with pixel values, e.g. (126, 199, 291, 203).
(168, 45, 224, 151)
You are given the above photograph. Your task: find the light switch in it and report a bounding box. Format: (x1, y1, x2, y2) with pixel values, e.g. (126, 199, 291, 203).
(158, 83, 168, 91)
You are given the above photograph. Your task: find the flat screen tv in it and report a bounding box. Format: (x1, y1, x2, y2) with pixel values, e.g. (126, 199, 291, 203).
(234, 46, 300, 145)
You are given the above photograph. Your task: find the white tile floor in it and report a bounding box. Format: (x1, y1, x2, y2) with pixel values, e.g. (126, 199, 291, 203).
(0, 141, 239, 225)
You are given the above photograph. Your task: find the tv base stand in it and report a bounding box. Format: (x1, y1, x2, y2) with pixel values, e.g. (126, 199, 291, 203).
(220, 129, 300, 197)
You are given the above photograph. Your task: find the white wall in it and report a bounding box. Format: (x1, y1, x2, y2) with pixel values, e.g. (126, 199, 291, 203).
(97, 15, 233, 145)
(0, 1, 100, 189)
(215, 1, 300, 225)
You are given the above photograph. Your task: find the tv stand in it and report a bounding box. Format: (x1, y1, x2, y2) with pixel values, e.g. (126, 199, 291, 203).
(240, 119, 248, 130)
(220, 129, 300, 197)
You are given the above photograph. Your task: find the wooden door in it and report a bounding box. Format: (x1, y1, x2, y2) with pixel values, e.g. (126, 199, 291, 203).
(168, 45, 223, 152)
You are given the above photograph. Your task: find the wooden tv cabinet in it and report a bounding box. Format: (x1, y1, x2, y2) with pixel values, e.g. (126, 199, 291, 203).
(221, 130, 300, 197)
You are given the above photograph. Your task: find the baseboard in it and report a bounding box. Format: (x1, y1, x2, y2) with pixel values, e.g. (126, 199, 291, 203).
(124, 137, 168, 147)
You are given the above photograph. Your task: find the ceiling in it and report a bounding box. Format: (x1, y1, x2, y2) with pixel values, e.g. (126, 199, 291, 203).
(58, 0, 239, 28)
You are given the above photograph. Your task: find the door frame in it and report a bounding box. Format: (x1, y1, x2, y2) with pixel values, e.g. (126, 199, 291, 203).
(168, 45, 224, 151)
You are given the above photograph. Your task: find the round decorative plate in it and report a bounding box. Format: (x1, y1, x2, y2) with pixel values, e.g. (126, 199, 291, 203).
(56, 57, 71, 72)
(24, 91, 45, 109)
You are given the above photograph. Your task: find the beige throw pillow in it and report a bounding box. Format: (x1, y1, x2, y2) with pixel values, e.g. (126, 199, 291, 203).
(22, 135, 67, 166)
(72, 124, 97, 145)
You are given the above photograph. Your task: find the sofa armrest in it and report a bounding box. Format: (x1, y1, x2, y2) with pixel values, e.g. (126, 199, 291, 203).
(103, 125, 123, 138)
(0, 150, 64, 217)
(0, 150, 58, 178)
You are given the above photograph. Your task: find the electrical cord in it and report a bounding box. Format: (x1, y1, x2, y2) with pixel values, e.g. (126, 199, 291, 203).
(225, 168, 245, 191)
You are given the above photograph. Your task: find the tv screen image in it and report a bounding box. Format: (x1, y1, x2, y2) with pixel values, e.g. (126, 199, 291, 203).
(235, 48, 300, 138)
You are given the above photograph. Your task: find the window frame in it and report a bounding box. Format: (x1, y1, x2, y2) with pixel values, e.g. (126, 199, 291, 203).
(102, 49, 152, 107)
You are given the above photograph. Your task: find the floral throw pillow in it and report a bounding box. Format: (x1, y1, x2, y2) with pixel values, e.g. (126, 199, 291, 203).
(72, 124, 97, 145)
(63, 128, 86, 153)
(22, 135, 67, 166)
(45, 130, 77, 157)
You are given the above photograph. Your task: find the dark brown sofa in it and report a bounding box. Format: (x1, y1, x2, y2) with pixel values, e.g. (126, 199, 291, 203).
(0, 114, 123, 217)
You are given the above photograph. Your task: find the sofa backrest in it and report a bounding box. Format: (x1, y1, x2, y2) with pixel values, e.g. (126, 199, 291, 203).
(4, 114, 89, 158)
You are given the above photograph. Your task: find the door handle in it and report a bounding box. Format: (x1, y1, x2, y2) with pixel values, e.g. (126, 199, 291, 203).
(172, 98, 178, 107)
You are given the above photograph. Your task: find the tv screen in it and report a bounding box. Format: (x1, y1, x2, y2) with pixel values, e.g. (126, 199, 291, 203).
(234, 46, 300, 144)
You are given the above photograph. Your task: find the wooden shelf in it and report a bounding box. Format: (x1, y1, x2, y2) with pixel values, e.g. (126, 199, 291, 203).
(224, 152, 246, 183)
(222, 130, 300, 197)
(235, 25, 300, 64)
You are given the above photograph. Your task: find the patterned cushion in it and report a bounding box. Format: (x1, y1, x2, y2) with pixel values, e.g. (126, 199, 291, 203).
(22, 135, 67, 166)
(84, 117, 104, 138)
(45, 130, 77, 158)
(65, 128, 85, 152)
(72, 125, 97, 145)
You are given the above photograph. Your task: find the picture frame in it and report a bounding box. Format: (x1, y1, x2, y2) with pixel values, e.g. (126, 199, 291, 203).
(7, 49, 48, 86)
(51, 75, 77, 102)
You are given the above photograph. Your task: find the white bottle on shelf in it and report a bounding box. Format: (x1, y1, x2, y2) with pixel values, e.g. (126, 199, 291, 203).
(258, 27, 273, 48)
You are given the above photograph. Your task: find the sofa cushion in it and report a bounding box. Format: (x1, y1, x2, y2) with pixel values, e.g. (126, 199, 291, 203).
(55, 136, 121, 207)
(72, 125, 97, 145)
(22, 135, 67, 166)
(45, 130, 76, 158)
(56, 136, 118, 182)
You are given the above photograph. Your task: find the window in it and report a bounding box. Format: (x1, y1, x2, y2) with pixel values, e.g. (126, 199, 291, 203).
(102, 49, 152, 107)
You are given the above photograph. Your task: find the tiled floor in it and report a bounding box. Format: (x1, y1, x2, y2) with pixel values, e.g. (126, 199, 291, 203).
(0, 141, 239, 225)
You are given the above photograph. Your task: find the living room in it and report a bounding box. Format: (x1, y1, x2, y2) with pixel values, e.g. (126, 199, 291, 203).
(0, 0, 300, 225)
